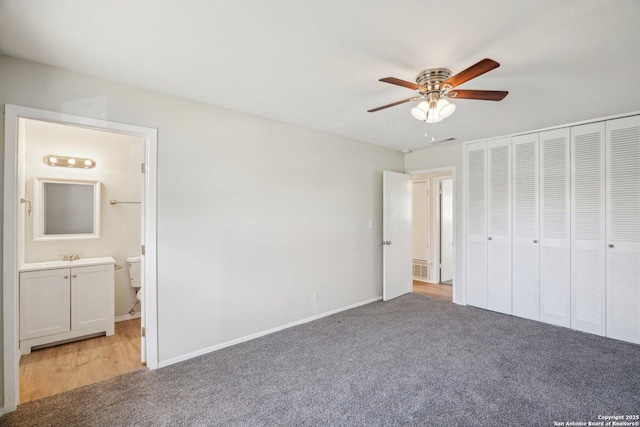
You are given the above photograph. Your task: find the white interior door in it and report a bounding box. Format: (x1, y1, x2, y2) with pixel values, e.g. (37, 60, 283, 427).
(512, 133, 540, 321)
(487, 137, 512, 314)
(606, 115, 640, 344)
(440, 178, 453, 283)
(383, 171, 412, 301)
(539, 128, 571, 327)
(465, 141, 488, 308)
(571, 122, 606, 336)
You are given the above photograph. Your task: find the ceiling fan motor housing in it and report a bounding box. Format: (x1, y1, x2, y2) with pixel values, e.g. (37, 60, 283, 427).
(415, 68, 452, 97)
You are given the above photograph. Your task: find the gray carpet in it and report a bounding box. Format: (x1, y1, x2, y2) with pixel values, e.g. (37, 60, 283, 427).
(2, 293, 639, 426)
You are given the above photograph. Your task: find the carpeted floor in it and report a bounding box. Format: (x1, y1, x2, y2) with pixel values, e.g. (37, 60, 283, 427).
(1, 293, 639, 426)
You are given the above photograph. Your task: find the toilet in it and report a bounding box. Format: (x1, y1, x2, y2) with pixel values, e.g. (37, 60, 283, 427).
(127, 256, 142, 313)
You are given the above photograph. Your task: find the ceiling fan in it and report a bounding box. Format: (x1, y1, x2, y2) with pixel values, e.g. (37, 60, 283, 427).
(368, 58, 508, 123)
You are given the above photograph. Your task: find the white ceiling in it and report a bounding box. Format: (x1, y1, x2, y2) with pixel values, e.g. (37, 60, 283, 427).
(1, 0, 639, 152)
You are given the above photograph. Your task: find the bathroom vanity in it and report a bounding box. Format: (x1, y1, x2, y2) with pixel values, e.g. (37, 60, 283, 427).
(19, 257, 115, 355)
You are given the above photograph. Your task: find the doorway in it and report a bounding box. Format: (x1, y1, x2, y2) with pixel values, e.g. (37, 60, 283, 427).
(4, 105, 158, 412)
(411, 170, 455, 301)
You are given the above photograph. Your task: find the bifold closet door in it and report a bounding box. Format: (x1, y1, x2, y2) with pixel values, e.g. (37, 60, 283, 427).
(512, 133, 540, 321)
(539, 128, 571, 327)
(465, 141, 488, 308)
(487, 138, 511, 314)
(571, 122, 606, 336)
(606, 115, 640, 344)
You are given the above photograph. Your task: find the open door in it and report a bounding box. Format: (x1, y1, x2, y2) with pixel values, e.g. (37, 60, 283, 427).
(383, 171, 413, 301)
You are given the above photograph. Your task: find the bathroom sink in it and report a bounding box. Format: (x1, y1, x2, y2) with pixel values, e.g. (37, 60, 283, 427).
(20, 257, 116, 272)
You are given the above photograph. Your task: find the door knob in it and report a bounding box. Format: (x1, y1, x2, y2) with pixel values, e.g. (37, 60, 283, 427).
(608, 244, 614, 248)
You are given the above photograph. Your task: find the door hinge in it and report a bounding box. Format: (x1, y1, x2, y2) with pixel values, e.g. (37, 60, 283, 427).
(141, 327, 146, 337)
(141, 163, 146, 173)
(141, 245, 146, 255)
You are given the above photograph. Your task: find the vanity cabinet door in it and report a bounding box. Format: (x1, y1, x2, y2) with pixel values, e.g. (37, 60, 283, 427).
(71, 265, 114, 331)
(19, 269, 71, 340)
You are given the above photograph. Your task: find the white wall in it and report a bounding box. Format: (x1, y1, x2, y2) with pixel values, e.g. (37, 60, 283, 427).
(23, 119, 142, 318)
(405, 143, 464, 301)
(0, 54, 404, 399)
(412, 180, 430, 262)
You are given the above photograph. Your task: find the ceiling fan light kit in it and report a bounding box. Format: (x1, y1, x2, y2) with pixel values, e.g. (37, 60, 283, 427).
(368, 58, 508, 124)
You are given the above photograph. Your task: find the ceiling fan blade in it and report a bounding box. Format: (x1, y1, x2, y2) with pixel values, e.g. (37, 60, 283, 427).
(379, 77, 422, 91)
(442, 58, 500, 89)
(446, 90, 508, 101)
(367, 97, 417, 112)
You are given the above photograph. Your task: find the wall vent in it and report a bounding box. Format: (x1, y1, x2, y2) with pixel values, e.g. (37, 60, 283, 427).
(413, 259, 430, 281)
(430, 137, 457, 145)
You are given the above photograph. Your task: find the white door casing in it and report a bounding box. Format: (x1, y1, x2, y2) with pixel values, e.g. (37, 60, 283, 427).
(3, 104, 159, 413)
(383, 171, 413, 301)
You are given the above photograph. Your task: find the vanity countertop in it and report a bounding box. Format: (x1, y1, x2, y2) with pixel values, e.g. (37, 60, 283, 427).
(20, 256, 116, 272)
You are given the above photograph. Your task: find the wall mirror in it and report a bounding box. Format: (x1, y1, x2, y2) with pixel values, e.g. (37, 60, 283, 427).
(33, 178, 101, 241)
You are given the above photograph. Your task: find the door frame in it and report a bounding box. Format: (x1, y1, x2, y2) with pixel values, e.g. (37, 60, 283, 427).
(434, 176, 454, 285)
(3, 104, 159, 412)
(407, 167, 459, 303)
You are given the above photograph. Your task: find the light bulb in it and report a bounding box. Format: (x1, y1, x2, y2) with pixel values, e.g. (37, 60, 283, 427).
(67, 158, 76, 166)
(84, 159, 93, 167)
(411, 101, 429, 121)
(49, 156, 57, 164)
(438, 99, 456, 119)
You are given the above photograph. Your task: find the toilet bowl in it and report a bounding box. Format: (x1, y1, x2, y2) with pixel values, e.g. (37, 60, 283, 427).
(127, 256, 142, 309)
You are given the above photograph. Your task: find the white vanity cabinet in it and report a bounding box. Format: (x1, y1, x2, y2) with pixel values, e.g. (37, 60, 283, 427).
(19, 257, 115, 354)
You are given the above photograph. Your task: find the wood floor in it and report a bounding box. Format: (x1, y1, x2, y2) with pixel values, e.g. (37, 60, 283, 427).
(19, 318, 145, 404)
(413, 280, 452, 301)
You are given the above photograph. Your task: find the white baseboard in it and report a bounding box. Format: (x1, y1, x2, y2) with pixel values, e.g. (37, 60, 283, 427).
(159, 296, 382, 368)
(115, 312, 141, 322)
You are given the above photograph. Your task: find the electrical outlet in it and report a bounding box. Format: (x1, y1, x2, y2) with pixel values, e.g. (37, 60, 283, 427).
(312, 291, 319, 303)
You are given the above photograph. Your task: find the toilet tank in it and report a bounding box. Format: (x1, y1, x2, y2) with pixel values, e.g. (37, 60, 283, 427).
(127, 256, 142, 288)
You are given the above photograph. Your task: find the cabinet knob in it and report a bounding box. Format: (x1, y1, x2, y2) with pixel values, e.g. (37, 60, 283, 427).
(488, 237, 492, 241)
(64, 276, 69, 279)
(533, 240, 538, 244)
(72, 275, 77, 278)
(608, 244, 614, 248)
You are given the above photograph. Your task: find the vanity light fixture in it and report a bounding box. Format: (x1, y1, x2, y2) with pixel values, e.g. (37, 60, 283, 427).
(43, 155, 96, 169)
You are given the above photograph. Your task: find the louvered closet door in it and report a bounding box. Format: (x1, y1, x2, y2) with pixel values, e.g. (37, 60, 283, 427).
(606, 115, 640, 344)
(487, 137, 511, 314)
(539, 128, 571, 327)
(465, 141, 488, 308)
(512, 133, 540, 321)
(571, 122, 606, 336)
